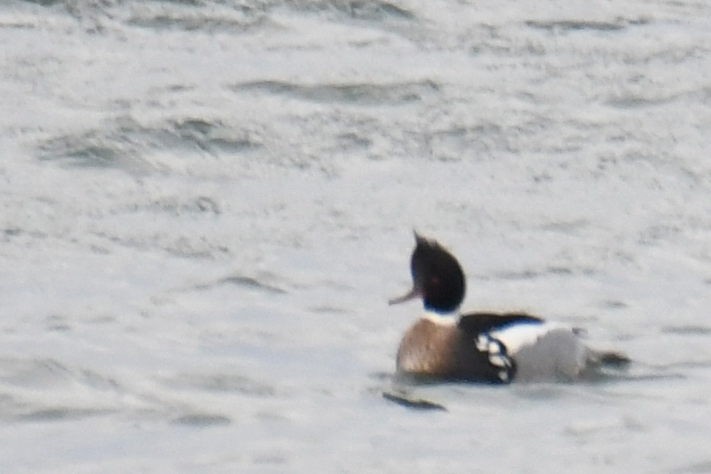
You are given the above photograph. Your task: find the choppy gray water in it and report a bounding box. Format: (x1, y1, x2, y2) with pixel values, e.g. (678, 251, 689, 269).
(2, 0, 711, 472)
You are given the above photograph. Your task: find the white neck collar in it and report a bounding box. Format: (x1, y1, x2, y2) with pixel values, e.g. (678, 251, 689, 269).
(423, 310, 458, 326)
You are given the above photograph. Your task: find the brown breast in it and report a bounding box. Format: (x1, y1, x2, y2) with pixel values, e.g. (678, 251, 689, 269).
(395, 317, 511, 383)
(396, 319, 460, 377)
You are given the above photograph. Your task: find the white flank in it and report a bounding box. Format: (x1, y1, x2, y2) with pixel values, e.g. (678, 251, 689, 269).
(488, 321, 567, 355)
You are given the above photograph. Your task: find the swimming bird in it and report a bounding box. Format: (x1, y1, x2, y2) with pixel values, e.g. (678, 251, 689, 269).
(389, 232, 628, 383)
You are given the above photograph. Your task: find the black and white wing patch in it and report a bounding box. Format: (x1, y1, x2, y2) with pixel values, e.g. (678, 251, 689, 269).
(475, 333, 515, 383)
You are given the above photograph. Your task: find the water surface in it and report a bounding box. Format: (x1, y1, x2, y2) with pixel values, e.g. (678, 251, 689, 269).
(1, 0, 711, 472)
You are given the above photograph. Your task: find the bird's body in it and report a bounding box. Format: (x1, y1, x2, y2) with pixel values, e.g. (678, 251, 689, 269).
(390, 233, 627, 383)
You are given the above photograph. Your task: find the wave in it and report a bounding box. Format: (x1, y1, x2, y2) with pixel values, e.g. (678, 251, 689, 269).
(36, 116, 263, 173)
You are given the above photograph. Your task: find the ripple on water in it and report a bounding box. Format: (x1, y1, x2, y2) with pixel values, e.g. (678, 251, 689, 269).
(661, 325, 711, 336)
(0, 358, 123, 392)
(217, 275, 288, 295)
(36, 116, 263, 174)
(0, 357, 126, 422)
(1, 357, 76, 388)
(525, 18, 645, 33)
(191, 273, 288, 295)
(172, 413, 232, 427)
(281, 0, 415, 22)
(37, 131, 145, 172)
(159, 372, 278, 397)
(16, 407, 114, 422)
(229, 80, 440, 106)
(125, 4, 267, 34)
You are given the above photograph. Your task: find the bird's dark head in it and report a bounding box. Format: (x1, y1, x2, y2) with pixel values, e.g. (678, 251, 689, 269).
(389, 232, 466, 314)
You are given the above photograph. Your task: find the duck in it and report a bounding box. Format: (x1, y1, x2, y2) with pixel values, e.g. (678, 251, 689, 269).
(389, 232, 628, 383)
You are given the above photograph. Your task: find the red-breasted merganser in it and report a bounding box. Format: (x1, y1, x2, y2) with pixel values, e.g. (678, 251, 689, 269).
(389, 232, 628, 383)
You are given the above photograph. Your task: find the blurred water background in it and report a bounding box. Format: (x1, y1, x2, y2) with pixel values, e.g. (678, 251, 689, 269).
(1, 0, 711, 472)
